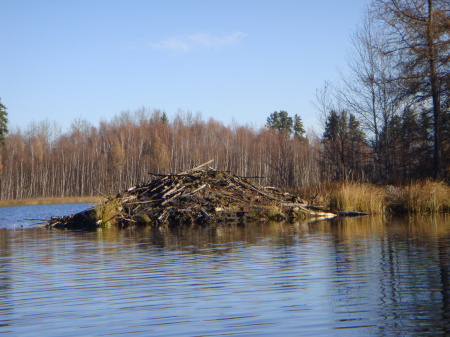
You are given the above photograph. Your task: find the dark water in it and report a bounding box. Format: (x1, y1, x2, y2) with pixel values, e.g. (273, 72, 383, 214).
(0, 204, 449, 336)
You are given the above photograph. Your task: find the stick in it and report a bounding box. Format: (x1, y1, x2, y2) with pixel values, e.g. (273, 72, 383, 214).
(161, 189, 185, 205)
(189, 184, 207, 195)
(94, 187, 109, 199)
(148, 172, 192, 177)
(126, 199, 162, 204)
(178, 159, 214, 175)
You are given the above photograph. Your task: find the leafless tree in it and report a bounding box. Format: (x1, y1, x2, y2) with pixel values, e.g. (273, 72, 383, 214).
(372, 0, 450, 179)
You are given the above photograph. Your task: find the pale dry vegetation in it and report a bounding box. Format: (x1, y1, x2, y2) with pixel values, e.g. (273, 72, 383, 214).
(94, 198, 126, 228)
(0, 196, 104, 207)
(387, 180, 450, 213)
(303, 180, 450, 214)
(326, 182, 387, 214)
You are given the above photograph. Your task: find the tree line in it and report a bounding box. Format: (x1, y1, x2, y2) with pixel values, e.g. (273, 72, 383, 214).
(0, 109, 319, 200)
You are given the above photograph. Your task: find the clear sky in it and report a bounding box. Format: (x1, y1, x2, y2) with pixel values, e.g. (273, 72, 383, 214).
(1, 0, 369, 133)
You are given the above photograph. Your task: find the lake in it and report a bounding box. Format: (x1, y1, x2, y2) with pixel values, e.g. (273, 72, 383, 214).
(0, 203, 449, 336)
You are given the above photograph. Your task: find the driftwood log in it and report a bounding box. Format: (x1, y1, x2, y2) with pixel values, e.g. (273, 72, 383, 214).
(44, 161, 363, 230)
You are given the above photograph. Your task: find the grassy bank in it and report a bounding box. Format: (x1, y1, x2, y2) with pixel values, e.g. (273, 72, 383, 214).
(298, 180, 450, 214)
(3, 180, 449, 215)
(0, 196, 105, 207)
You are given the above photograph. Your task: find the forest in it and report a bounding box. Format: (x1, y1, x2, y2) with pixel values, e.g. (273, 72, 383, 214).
(0, 0, 449, 201)
(0, 109, 319, 200)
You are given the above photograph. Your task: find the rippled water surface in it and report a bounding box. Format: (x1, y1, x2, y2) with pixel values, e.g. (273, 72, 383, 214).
(0, 204, 450, 336)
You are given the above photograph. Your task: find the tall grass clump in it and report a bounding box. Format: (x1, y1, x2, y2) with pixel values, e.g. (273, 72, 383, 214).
(393, 180, 450, 213)
(327, 182, 387, 214)
(265, 205, 286, 221)
(94, 199, 122, 227)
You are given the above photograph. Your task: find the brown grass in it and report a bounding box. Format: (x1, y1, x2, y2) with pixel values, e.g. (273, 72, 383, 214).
(388, 180, 450, 213)
(300, 179, 450, 214)
(326, 182, 387, 214)
(265, 205, 286, 221)
(0, 196, 105, 207)
(94, 199, 121, 228)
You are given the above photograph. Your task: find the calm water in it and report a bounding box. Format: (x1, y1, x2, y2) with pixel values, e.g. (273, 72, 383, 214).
(0, 204, 449, 336)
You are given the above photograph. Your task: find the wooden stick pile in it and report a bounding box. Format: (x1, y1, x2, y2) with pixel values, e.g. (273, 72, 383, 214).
(45, 161, 337, 230)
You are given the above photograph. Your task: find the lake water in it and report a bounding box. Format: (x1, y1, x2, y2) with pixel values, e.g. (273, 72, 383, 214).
(0, 204, 449, 336)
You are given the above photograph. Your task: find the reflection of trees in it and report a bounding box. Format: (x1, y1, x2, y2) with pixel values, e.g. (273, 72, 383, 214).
(0, 230, 12, 331)
(438, 238, 450, 326)
(132, 222, 303, 254)
(327, 215, 450, 335)
(2, 216, 448, 335)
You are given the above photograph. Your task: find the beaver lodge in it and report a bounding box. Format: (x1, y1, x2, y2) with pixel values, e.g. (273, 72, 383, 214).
(45, 161, 356, 230)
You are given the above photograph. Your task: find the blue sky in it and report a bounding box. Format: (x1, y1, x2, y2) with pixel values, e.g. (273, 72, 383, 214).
(1, 0, 368, 133)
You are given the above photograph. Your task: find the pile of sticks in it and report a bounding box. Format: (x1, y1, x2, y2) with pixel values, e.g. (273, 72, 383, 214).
(45, 161, 336, 230)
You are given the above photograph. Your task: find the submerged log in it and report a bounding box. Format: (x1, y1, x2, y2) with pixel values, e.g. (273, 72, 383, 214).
(44, 161, 351, 230)
(337, 211, 368, 216)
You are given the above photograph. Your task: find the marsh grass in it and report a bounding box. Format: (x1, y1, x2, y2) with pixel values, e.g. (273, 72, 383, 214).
(391, 180, 450, 213)
(94, 199, 122, 227)
(309, 180, 450, 214)
(0, 196, 104, 207)
(327, 182, 387, 214)
(265, 205, 285, 221)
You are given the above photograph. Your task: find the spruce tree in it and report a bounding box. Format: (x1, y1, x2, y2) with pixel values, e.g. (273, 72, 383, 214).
(293, 114, 305, 140)
(0, 99, 8, 145)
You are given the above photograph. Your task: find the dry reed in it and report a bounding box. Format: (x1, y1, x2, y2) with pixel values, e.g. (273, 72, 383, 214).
(0, 196, 104, 207)
(94, 199, 121, 228)
(321, 180, 450, 214)
(326, 182, 387, 214)
(393, 180, 450, 213)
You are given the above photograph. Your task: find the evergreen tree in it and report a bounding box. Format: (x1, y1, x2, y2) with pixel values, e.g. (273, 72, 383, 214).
(293, 114, 306, 140)
(161, 111, 169, 124)
(322, 110, 366, 181)
(0, 99, 8, 145)
(266, 110, 305, 139)
(323, 110, 344, 141)
(266, 110, 293, 134)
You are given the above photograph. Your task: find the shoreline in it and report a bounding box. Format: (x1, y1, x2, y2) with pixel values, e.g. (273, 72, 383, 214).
(0, 196, 105, 208)
(2, 179, 449, 215)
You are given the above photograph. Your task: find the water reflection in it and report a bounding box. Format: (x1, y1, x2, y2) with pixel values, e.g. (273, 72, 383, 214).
(0, 214, 449, 336)
(0, 230, 12, 332)
(326, 215, 450, 335)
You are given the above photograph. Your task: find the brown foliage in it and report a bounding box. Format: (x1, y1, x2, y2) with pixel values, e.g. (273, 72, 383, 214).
(0, 110, 321, 200)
